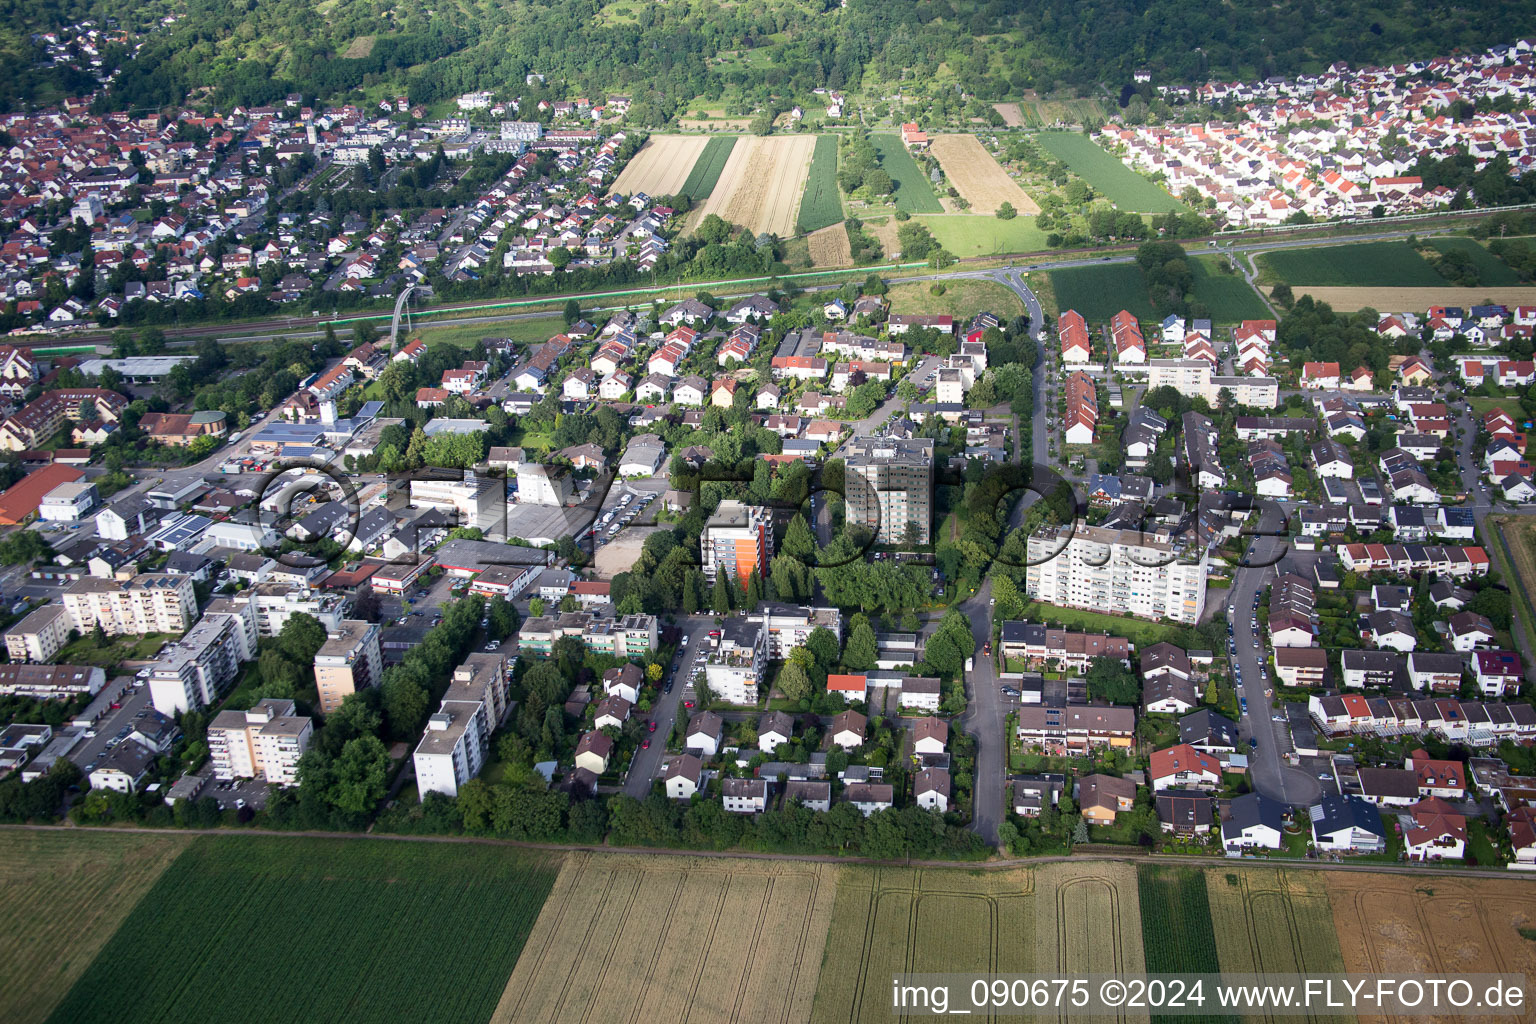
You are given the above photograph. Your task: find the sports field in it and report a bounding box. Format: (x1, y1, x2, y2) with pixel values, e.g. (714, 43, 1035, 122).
(797, 134, 843, 233)
(498, 852, 836, 1024)
(1037, 132, 1185, 213)
(610, 135, 711, 196)
(1256, 241, 1445, 287)
(694, 135, 817, 236)
(916, 213, 1048, 257)
(869, 134, 944, 213)
(929, 134, 1040, 215)
(44, 836, 558, 1024)
(679, 135, 739, 201)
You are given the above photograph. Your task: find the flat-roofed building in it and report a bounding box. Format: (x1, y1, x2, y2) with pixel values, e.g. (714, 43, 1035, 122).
(147, 612, 257, 716)
(413, 700, 489, 798)
(843, 436, 934, 545)
(312, 620, 383, 714)
(1026, 521, 1207, 624)
(62, 573, 196, 636)
(702, 500, 773, 586)
(207, 698, 313, 784)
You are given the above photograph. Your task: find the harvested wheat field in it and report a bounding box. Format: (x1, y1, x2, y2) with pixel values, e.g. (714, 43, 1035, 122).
(992, 102, 1025, 127)
(694, 134, 818, 236)
(1203, 867, 1346, 978)
(808, 223, 853, 266)
(1287, 285, 1536, 312)
(811, 865, 1036, 1024)
(610, 135, 712, 196)
(495, 851, 835, 1024)
(931, 134, 1041, 215)
(862, 217, 900, 257)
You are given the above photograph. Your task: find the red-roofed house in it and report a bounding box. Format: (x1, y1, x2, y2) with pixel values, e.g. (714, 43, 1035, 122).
(1149, 744, 1221, 791)
(826, 673, 868, 702)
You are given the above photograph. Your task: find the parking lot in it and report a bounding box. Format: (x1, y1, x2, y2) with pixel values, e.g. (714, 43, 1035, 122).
(67, 681, 154, 772)
(591, 478, 667, 549)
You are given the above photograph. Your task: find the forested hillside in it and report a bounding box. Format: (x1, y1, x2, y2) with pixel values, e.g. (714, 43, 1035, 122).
(11, 0, 1536, 116)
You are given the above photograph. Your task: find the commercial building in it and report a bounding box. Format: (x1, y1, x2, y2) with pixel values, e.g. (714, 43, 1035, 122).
(38, 480, 99, 522)
(147, 612, 257, 715)
(1025, 521, 1207, 624)
(62, 573, 197, 637)
(843, 436, 934, 545)
(410, 472, 503, 533)
(514, 463, 573, 506)
(702, 500, 773, 586)
(312, 620, 383, 714)
(207, 698, 313, 784)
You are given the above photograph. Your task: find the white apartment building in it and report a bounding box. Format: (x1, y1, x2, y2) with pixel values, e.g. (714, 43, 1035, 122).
(207, 698, 313, 784)
(238, 583, 350, 636)
(413, 699, 489, 798)
(1147, 359, 1280, 409)
(754, 603, 842, 659)
(62, 573, 196, 636)
(147, 612, 258, 716)
(5, 605, 71, 663)
(701, 500, 773, 585)
(703, 617, 768, 705)
(312, 619, 382, 714)
(1026, 521, 1208, 625)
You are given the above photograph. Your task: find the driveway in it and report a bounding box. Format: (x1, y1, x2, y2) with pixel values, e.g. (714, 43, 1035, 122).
(622, 615, 716, 797)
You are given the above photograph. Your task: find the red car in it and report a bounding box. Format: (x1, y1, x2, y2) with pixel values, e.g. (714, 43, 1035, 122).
(684, 700, 695, 709)
(648, 720, 657, 732)
(642, 739, 650, 749)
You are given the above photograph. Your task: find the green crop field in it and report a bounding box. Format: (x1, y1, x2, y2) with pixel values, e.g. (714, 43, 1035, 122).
(869, 134, 943, 214)
(1429, 236, 1524, 285)
(1190, 256, 1271, 322)
(797, 135, 843, 233)
(916, 214, 1048, 257)
(1037, 132, 1186, 213)
(1138, 866, 1233, 1024)
(679, 136, 737, 201)
(45, 836, 558, 1024)
(1049, 262, 1157, 320)
(1256, 241, 1445, 287)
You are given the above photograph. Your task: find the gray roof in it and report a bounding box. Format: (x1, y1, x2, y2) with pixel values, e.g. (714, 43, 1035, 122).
(1310, 793, 1385, 838)
(1221, 792, 1284, 839)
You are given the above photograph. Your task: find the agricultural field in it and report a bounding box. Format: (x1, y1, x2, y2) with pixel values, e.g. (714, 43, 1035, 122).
(499, 852, 835, 1024)
(1013, 97, 1110, 127)
(1256, 240, 1445, 287)
(886, 279, 1025, 320)
(609, 135, 711, 197)
(1189, 256, 1271, 321)
(807, 223, 853, 266)
(1035, 862, 1147, 978)
(694, 135, 817, 236)
(679, 135, 739, 201)
(797, 134, 843, 233)
(1278, 285, 1536, 312)
(868, 134, 944, 214)
(1137, 866, 1230, 1024)
(1037, 132, 1185, 213)
(0, 831, 190, 1024)
(811, 866, 1036, 1024)
(1494, 515, 1536, 641)
(1050, 262, 1158, 320)
(1323, 871, 1536, 1020)
(44, 836, 558, 1024)
(917, 214, 1048, 257)
(1427, 236, 1524, 285)
(991, 102, 1025, 127)
(929, 135, 1040, 215)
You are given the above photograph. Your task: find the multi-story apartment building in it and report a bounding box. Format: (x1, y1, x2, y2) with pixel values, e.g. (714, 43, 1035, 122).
(207, 698, 313, 784)
(1147, 359, 1279, 409)
(1015, 704, 1136, 754)
(753, 603, 842, 659)
(843, 436, 934, 545)
(701, 500, 773, 585)
(1025, 521, 1208, 625)
(413, 699, 489, 798)
(4, 605, 71, 663)
(445, 653, 512, 730)
(147, 612, 257, 715)
(62, 573, 196, 636)
(312, 620, 383, 714)
(516, 611, 658, 659)
(703, 618, 768, 705)
(237, 582, 351, 636)
(0, 663, 105, 698)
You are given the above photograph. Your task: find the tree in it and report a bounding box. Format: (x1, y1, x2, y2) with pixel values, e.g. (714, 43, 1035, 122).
(276, 613, 327, 664)
(0, 531, 53, 565)
(528, 597, 546, 617)
(805, 626, 841, 669)
(697, 214, 734, 246)
(547, 247, 572, 270)
(996, 201, 1017, 220)
(711, 574, 734, 615)
(843, 620, 878, 671)
(1084, 656, 1139, 705)
(563, 299, 582, 325)
(782, 514, 816, 561)
(381, 673, 431, 738)
(326, 735, 391, 814)
(777, 659, 813, 703)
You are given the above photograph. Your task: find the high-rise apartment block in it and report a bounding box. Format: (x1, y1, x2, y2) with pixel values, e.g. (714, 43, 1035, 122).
(62, 573, 196, 636)
(843, 436, 934, 545)
(312, 620, 383, 714)
(701, 500, 773, 585)
(1026, 520, 1208, 624)
(207, 698, 313, 784)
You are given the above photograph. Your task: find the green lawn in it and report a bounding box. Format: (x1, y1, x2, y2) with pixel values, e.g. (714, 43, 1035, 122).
(46, 836, 559, 1024)
(1428, 236, 1524, 286)
(1257, 241, 1445, 287)
(1049, 263, 1157, 320)
(1466, 394, 1525, 422)
(1189, 255, 1271, 322)
(886, 279, 1025, 319)
(1018, 600, 1203, 649)
(869, 134, 943, 213)
(1037, 132, 1186, 213)
(917, 214, 1048, 257)
(54, 632, 173, 670)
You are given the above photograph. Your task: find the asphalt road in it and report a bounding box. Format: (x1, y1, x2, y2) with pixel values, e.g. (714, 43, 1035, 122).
(621, 615, 715, 798)
(956, 577, 1004, 845)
